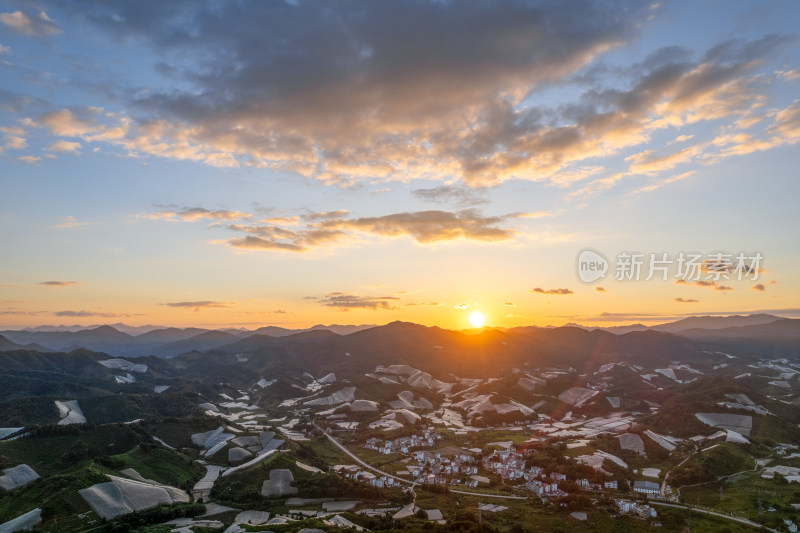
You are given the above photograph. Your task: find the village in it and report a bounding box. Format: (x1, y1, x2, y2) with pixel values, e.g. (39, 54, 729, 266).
(325, 423, 666, 522)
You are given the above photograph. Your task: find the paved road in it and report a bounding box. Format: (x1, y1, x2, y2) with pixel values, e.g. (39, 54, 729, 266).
(651, 502, 779, 532)
(449, 489, 527, 500)
(315, 424, 529, 501)
(319, 427, 415, 486)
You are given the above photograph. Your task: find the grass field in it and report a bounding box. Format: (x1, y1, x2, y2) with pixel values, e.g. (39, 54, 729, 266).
(141, 416, 223, 449)
(679, 470, 800, 530)
(109, 445, 204, 488)
(0, 424, 145, 473)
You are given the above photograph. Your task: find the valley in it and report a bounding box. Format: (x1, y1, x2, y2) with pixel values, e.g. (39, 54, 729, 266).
(1, 315, 799, 532)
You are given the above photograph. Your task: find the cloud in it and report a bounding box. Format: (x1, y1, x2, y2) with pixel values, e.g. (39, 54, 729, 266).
(776, 69, 800, 81)
(27, 1, 659, 185)
(314, 292, 399, 311)
(39, 281, 80, 286)
(35, 109, 105, 137)
(412, 186, 488, 207)
(0, 44, 10, 55)
(675, 279, 734, 291)
(406, 302, 445, 307)
(674, 297, 699, 303)
(17, 155, 40, 164)
(6, 3, 794, 198)
(219, 208, 520, 252)
(752, 280, 777, 292)
(626, 145, 703, 176)
(554, 311, 673, 323)
(303, 210, 350, 222)
(454, 303, 471, 309)
(0, 10, 60, 36)
(531, 287, 574, 295)
(52, 216, 89, 229)
(46, 140, 81, 153)
(163, 301, 233, 311)
(0, 309, 43, 316)
(0, 126, 26, 152)
(628, 170, 696, 195)
(143, 206, 252, 222)
(595, 286, 608, 292)
(504, 302, 516, 307)
(320, 209, 515, 244)
(559, 307, 800, 323)
(224, 226, 346, 252)
(54, 310, 130, 317)
(513, 210, 565, 220)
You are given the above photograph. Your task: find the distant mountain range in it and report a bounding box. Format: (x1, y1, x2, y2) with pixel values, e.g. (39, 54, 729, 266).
(16, 322, 376, 336)
(1, 314, 797, 359)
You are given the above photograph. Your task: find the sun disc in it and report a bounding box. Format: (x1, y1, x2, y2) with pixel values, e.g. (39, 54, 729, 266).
(468, 311, 486, 328)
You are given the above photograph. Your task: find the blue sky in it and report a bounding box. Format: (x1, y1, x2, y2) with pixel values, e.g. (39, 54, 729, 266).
(0, 0, 798, 329)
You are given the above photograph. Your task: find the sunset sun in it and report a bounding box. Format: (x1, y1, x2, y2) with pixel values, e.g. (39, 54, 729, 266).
(468, 311, 486, 328)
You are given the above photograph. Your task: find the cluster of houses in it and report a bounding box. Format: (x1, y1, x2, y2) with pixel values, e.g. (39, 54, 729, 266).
(409, 449, 480, 487)
(364, 429, 441, 455)
(482, 449, 528, 480)
(355, 427, 665, 511)
(332, 465, 401, 488)
(615, 499, 657, 519)
(481, 448, 640, 502)
(527, 479, 567, 498)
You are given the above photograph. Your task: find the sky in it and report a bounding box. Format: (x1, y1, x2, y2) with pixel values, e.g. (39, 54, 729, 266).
(0, 0, 798, 330)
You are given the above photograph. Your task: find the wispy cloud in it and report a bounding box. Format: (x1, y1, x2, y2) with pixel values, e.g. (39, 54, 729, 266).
(54, 310, 132, 317)
(0, 10, 60, 36)
(752, 280, 777, 292)
(163, 301, 234, 311)
(0, 309, 44, 316)
(412, 186, 488, 207)
(311, 292, 399, 311)
(216, 208, 526, 252)
(319, 210, 515, 244)
(46, 140, 81, 153)
(39, 281, 80, 286)
(142, 206, 252, 222)
(675, 279, 734, 291)
(531, 287, 574, 295)
(0, 126, 26, 152)
(52, 216, 89, 230)
(674, 297, 699, 303)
